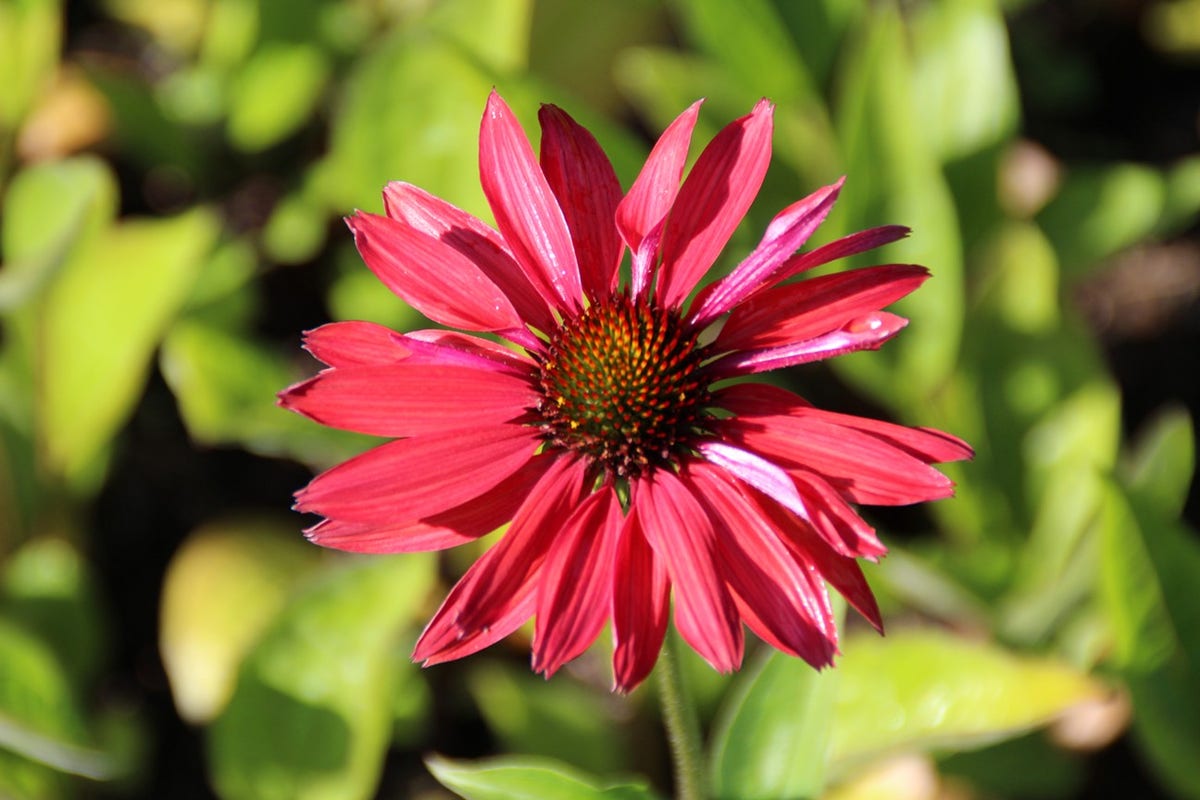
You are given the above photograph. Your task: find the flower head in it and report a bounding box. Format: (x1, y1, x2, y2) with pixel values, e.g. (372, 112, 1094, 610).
(279, 91, 972, 691)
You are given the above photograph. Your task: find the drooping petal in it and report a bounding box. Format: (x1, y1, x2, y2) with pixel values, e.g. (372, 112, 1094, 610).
(295, 424, 541, 525)
(707, 312, 908, 378)
(418, 590, 537, 667)
(729, 477, 883, 633)
(636, 468, 743, 672)
(790, 468, 887, 559)
(717, 400, 956, 506)
(715, 381, 971, 464)
(401, 329, 534, 375)
(697, 440, 811, 522)
(686, 461, 838, 667)
(616, 99, 702, 259)
(413, 455, 589, 664)
(538, 105, 624, 302)
(611, 506, 669, 693)
(302, 321, 409, 368)
(278, 363, 537, 437)
(532, 485, 622, 677)
(655, 99, 774, 309)
(690, 178, 844, 327)
(303, 455, 552, 553)
(347, 211, 524, 332)
(716, 264, 930, 351)
(479, 90, 582, 312)
(382, 181, 557, 333)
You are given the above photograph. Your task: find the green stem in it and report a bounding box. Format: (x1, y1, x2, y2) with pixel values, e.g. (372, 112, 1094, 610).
(658, 631, 707, 800)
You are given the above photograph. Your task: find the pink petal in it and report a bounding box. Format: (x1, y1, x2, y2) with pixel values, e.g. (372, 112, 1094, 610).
(538, 105, 624, 302)
(716, 401, 956, 506)
(302, 321, 409, 368)
(656, 99, 774, 310)
(697, 440, 812, 522)
(295, 424, 541, 525)
(304, 454, 553, 554)
(755, 496, 884, 632)
(768, 224, 911, 285)
(382, 181, 557, 334)
(401, 329, 533, 375)
(348, 211, 524, 332)
(635, 468, 743, 672)
(611, 506, 669, 693)
(418, 590, 537, 667)
(690, 178, 844, 327)
(532, 486, 622, 677)
(716, 264, 930, 351)
(479, 90, 582, 312)
(707, 311, 908, 378)
(413, 455, 589, 664)
(279, 363, 537, 437)
(716, 381, 971, 464)
(790, 468, 887, 559)
(279, 364, 535, 438)
(685, 461, 838, 667)
(616, 100, 703, 298)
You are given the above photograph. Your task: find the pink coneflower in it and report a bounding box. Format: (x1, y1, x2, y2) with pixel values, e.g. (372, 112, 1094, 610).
(279, 91, 971, 692)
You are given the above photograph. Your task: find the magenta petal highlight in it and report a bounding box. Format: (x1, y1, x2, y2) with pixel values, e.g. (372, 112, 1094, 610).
(539, 105, 624, 302)
(656, 99, 774, 309)
(480, 90, 582, 312)
(691, 178, 844, 326)
(279, 363, 538, 437)
(295, 425, 540, 525)
(636, 468, 743, 673)
(348, 211, 524, 332)
(533, 486, 622, 677)
(611, 506, 669, 692)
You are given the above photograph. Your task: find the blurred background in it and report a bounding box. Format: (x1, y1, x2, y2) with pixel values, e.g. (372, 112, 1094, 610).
(1, 0, 1199, 798)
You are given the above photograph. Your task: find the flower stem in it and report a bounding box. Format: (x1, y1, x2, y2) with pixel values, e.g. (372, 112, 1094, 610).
(658, 631, 707, 800)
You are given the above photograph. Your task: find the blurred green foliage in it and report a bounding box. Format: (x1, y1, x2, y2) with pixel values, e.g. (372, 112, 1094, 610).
(1, 0, 1199, 798)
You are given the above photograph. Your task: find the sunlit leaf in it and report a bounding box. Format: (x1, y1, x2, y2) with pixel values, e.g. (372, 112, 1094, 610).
(426, 0, 533, 74)
(912, 0, 1018, 161)
(38, 208, 219, 488)
(0, 0, 61, 130)
(426, 755, 661, 800)
(227, 43, 329, 152)
(709, 645, 839, 800)
(828, 629, 1106, 775)
(210, 554, 435, 800)
(159, 518, 321, 724)
(0, 157, 117, 311)
(830, 4, 964, 409)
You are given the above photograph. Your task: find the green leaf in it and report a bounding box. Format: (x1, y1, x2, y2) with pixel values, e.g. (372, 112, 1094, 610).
(37, 208, 219, 487)
(828, 629, 1105, 774)
(1, 537, 108, 692)
(830, 3, 964, 408)
(1122, 406, 1194, 518)
(0, 616, 125, 790)
(467, 663, 632, 776)
(0, 157, 118, 311)
(210, 554, 436, 800)
(426, 755, 661, 800)
(159, 518, 321, 724)
(1022, 381, 1121, 500)
(159, 317, 376, 467)
(426, 0, 533, 74)
(227, 43, 329, 152)
(912, 0, 1018, 161)
(1038, 163, 1166, 278)
(709, 646, 839, 800)
(0, 0, 61, 130)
